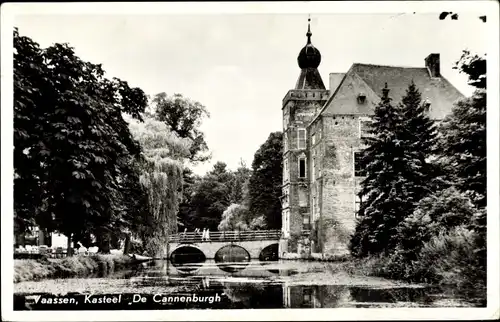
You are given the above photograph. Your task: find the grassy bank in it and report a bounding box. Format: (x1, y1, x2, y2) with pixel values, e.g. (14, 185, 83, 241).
(338, 251, 486, 304)
(14, 254, 134, 283)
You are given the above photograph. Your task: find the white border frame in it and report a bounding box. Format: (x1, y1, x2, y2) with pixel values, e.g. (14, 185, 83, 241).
(2, 1, 499, 321)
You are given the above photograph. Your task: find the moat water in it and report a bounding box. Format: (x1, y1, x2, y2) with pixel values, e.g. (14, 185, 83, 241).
(14, 260, 484, 310)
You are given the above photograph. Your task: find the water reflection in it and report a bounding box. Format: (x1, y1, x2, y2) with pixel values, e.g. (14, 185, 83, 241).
(14, 260, 482, 309)
(214, 245, 250, 273)
(170, 246, 205, 273)
(131, 261, 449, 308)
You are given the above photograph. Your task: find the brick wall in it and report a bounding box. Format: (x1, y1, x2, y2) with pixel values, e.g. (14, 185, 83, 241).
(313, 115, 367, 254)
(280, 89, 328, 256)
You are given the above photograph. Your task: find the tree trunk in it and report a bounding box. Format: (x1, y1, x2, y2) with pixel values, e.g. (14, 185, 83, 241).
(67, 233, 73, 256)
(98, 239, 111, 254)
(97, 231, 111, 254)
(123, 233, 131, 255)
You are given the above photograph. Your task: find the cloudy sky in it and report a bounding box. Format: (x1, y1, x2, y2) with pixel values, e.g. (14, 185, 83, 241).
(10, 3, 490, 175)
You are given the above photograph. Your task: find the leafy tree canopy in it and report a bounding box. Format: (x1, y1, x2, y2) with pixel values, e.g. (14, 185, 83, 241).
(248, 132, 283, 229)
(14, 28, 148, 253)
(152, 92, 211, 163)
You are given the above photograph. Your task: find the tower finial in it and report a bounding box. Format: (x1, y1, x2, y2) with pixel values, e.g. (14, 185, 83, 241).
(306, 15, 312, 44)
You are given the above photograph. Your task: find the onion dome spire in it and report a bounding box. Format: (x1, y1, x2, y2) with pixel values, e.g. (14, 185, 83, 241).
(297, 17, 321, 69)
(294, 16, 325, 90)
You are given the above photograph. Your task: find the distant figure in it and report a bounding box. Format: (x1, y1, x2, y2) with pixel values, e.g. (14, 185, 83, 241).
(182, 228, 187, 240)
(206, 228, 210, 241)
(202, 228, 208, 241)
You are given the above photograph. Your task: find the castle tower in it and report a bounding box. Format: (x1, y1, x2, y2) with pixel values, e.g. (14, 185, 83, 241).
(279, 18, 330, 257)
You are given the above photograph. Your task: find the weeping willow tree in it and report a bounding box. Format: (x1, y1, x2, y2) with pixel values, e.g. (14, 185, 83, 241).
(125, 114, 191, 258)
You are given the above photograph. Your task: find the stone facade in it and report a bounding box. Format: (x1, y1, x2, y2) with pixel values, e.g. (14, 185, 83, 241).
(279, 22, 464, 258)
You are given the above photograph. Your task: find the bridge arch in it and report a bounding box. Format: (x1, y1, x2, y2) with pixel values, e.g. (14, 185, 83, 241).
(215, 244, 251, 273)
(170, 245, 206, 273)
(259, 243, 279, 261)
(215, 244, 251, 262)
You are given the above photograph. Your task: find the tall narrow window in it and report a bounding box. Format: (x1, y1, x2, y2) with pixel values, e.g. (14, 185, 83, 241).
(303, 215, 310, 230)
(359, 117, 372, 140)
(297, 128, 306, 149)
(311, 133, 316, 146)
(354, 151, 367, 177)
(298, 157, 306, 178)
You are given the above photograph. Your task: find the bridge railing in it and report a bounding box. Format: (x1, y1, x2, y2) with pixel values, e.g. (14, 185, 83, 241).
(169, 230, 281, 243)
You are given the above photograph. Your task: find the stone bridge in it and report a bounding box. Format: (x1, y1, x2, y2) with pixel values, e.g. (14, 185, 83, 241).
(168, 230, 281, 260)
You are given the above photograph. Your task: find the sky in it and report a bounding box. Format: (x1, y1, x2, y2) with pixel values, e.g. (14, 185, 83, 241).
(12, 6, 489, 176)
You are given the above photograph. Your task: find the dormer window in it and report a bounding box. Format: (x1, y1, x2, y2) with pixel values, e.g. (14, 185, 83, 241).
(357, 92, 367, 104)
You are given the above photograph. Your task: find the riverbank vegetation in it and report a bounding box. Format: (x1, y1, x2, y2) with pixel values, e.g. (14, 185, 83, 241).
(14, 254, 133, 283)
(349, 51, 486, 302)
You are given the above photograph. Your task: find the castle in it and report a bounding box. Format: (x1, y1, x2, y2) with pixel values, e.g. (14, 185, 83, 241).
(279, 20, 464, 257)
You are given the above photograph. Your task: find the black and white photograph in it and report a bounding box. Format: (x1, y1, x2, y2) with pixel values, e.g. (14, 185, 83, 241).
(1, 1, 498, 321)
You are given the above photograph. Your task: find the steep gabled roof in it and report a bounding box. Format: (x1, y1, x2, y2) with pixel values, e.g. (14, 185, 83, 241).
(314, 63, 465, 123)
(351, 63, 465, 119)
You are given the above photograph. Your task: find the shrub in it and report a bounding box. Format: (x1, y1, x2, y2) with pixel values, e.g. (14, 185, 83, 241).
(14, 254, 133, 283)
(418, 226, 483, 290)
(397, 187, 476, 260)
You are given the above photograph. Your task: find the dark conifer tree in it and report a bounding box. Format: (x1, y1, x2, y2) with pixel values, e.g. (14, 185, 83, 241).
(350, 84, 407, 257)
(351, 82, 440, 257)
(393, 82, 440, 253)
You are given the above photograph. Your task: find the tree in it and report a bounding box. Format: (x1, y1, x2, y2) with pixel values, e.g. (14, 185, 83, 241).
(439, 51, 486, 279)
(247, 132, 283, 229)
(152, 92, 211, 163)
(396, 187, 477, 261)
(395, 82, 441, 212)
(178, 160, 251, 231)
(14, 29, 148, 254)
(438, 91, 486, 207)
(126, 114, 191, 257)
(350, 84, 406, 257)
(229, 159, 252, 205)
(351, 81, 442, 257)
(189, 162, 234, 230)
(177, 167, 202, 231)
(453, 50, 486, 90)
(218, 204, 265, 231)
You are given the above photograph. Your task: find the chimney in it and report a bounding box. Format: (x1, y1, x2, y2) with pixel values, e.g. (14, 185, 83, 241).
(425, 53, 441, 78)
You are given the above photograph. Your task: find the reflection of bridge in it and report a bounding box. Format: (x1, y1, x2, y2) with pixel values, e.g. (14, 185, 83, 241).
(168, 230, 281, 260)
